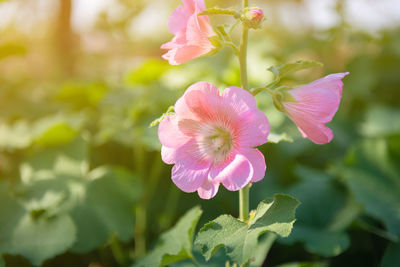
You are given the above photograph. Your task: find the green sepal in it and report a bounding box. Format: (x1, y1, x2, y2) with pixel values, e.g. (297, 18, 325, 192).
(149, 106, 175, 128)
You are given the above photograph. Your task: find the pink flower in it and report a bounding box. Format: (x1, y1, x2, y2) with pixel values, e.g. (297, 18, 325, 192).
(158, 82, 270, 199)
(161, 0, 216, 65)
(282, 72, 349, 144)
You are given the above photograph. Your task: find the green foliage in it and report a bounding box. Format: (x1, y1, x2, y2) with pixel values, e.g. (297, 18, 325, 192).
(281, 167, 360, 256)
(195, 194, 299, 265)
(135, 206, 203, 267)
(360, 106, 400, 137)
(335, 139, 400, 240)
(268, 60, 323, 80)
(380, 242, 400, 267)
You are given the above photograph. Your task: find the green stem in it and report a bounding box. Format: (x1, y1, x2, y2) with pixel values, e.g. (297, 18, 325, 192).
(239, 185, 249, 221)
(238, 1, 250, 265)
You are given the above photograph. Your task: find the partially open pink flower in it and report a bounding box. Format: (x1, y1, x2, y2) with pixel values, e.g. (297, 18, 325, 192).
(161, 0, 216, 65)
(282, 72, 349, 144)
(158, 82, 270, 199)
(243, 8, 264, 28)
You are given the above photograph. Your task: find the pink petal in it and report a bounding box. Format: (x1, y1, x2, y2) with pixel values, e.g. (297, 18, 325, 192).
(158, 115, 190, 148)
(184, 89, 224, 120)
(287, 87, 340, 123)
(222, 86, 257, 115)
(236, 109, 270, 147)
(174, 139, 210, 169)
(197, 178, 219, 199)
(161, 146, 176, 164)
(241, 148, 266, 182)
(210, 154, 253, 191)
(172, 164, 209, 193)
(293, 116, 333, 144)
(173, 45, 211, 65)
(175, 81, 220, 119)
(168, 5, 190, 35)
(300, 72, 349, 98)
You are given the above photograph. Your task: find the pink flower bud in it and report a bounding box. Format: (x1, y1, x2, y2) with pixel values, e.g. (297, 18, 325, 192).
(243, 8, 264, 29)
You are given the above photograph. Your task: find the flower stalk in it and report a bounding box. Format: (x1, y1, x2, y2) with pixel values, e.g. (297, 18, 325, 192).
(238, 0, 250, 226)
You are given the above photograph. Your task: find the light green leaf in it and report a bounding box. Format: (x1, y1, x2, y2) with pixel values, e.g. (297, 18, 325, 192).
(360, 106, 400, 137)
(0, 121, 32, 150)
(20, 136, 89, 183)
(135, 206, 203, 267)
(268, 132, 293, 144)
(125, 59, 170, 85)
(195, 194, 299, 265)
(336, 139, 400, 240)
(268, 60, 323, 79)
(380, 242, 400, 267)
(8, 214, 76, 266)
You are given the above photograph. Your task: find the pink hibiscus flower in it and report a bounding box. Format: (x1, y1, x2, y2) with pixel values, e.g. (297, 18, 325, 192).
(161, 0, 216, 65)
(158, 82, 270, 199)
(282, 72, 349, 144)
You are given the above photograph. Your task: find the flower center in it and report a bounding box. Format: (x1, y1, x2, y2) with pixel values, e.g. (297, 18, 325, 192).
(202, 126, 233, 163)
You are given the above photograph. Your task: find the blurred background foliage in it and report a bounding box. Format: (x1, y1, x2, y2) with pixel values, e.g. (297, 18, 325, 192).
(0, 0, 399, 266)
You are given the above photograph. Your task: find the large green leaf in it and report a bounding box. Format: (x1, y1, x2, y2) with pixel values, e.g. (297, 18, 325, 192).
(280, 167, 360, 256)
(0, 182, 76, 266)
(8, 214, 76, 266)
(195, 194, 299, 265)
(70, 167, 143, 253)
(135, 206, 203, 267)
(336, 139, 400, 240)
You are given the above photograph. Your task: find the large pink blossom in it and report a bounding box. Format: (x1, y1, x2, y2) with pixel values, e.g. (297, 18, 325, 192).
(282, 72, 349, 144)
(158, 82, 270, 199)
(161, 0, 216, 65)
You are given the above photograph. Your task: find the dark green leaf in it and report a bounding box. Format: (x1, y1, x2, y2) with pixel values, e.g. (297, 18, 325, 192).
(135, 206, 203, 267)
(337, 139, 400, 240)
(281, 166, 359, 256)
(380, 242, 400, 267)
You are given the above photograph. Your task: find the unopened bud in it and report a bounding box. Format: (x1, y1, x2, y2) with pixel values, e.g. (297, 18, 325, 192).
(243, 8, 265, 29)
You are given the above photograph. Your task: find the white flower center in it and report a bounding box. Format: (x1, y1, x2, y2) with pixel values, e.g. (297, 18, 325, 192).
(200, 125, 233, 163)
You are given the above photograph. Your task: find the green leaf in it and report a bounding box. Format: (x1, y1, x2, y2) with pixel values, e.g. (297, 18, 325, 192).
(125, 59, 170, 85)
(0, 121, 32, 150)
(360, 106, 400, 137)
(267, 132, 293, 144)
(195, 194, 299, 265)
(268, 60, 323, 79)
(0, 255, 4, 267)
(250, 233, 276, 267)
(280, 166, 359, 256)
(8, 214, 76, 266)
(135, 206, 203, 267)
(380, 242, 400, 267)
(336, 139, 400, 240)
(275, 261, 328, 267)
(71, 167, 143, 253)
